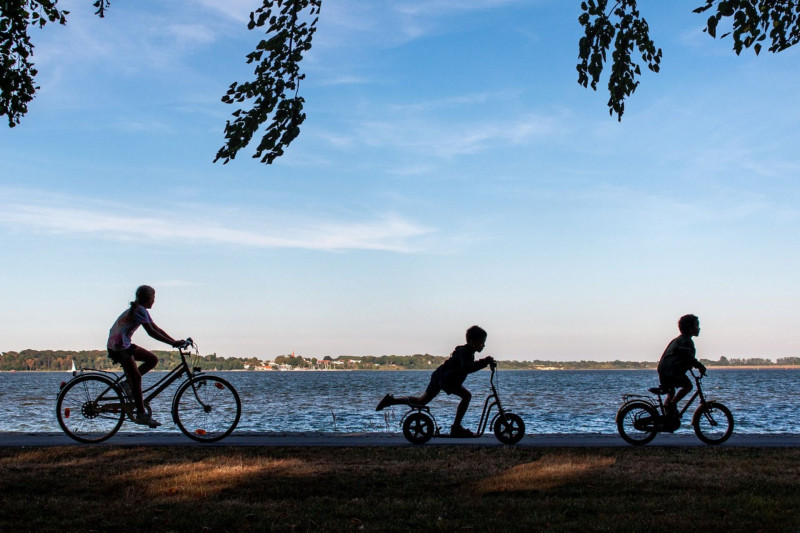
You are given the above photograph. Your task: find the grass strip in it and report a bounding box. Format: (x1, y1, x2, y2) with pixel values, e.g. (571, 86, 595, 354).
(1, 446, 799, 532)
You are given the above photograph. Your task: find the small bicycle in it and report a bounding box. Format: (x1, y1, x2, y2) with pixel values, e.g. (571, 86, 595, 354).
(56, 339, 241, 444)
(616, 369, 734, 446)
(399, 363, 525, 445)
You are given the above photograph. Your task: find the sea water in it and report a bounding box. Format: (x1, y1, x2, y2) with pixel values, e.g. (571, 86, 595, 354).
(1, 369, 798, 435)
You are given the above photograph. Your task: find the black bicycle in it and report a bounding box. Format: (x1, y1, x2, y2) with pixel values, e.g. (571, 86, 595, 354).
(56, 339, 241, 443)
(616, 369, 734, 445)
(399, 363, 525, 445)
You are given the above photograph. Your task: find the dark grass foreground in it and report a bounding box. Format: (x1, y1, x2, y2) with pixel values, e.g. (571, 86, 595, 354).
(1, 446, 799, 532)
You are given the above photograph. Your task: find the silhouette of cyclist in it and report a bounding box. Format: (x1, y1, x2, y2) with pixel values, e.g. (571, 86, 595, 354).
(107, 285, 185, 427)
(658, 314, 707, 421)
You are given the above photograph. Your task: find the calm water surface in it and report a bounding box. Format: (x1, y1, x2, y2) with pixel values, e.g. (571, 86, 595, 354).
(1, 369, 798, 435)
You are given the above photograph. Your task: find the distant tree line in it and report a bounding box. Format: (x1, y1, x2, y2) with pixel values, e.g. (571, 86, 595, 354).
(0, 349, 261, 372)
(700, 356, 800, 367)
(2, 351, 798, 372)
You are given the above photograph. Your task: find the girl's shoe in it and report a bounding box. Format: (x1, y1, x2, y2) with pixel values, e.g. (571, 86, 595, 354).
(133, 411, 162, 428)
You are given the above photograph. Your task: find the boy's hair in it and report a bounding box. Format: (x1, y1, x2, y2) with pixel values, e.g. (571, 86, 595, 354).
(466, 325, 487, 343)
(678, 314, 699, 334)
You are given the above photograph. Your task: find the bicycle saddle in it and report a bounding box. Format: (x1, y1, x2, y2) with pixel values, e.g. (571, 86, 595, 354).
(649, 386, 670, 395)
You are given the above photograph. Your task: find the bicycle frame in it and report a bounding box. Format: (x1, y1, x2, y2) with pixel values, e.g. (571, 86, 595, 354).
(141, 351, 198, 406)
(622, 369, 709, 418)
(65, 343, 206, 420)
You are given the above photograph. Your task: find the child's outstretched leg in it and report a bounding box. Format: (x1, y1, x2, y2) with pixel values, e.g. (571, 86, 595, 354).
(376, 392, 431, 411)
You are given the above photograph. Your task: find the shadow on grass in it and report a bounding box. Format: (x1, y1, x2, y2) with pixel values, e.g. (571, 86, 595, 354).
(2, 446, 800, 532)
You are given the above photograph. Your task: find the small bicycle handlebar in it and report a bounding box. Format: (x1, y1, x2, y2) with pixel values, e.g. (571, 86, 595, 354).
(689, 368, 707, 379)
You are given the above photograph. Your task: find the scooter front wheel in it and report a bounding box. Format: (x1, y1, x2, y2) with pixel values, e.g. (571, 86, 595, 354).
(402, 411, 435, 444)
(494, 412, 525, 444)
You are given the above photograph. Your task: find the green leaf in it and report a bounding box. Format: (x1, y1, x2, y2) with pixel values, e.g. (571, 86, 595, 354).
(707, 15, 718, 37)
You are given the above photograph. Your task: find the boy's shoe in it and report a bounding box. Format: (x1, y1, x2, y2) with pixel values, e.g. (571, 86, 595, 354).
(376, 394, 394, 411)
(133, 411, 162, 428)
(450, 425, 474, 438)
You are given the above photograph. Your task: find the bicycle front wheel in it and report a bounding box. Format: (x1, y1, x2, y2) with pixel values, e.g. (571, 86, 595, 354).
(173, 375, 241, 442)
(56, 374, 125, 443)
(693, 401, 734, 445)
(617, 401, 659, 446)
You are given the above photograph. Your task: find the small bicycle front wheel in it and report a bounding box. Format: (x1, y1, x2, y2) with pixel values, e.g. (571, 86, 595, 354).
(617, 401, 659, 446)
(402, 411, 435, 444)
(693, 401, 734, 445)
(494, 412, 525, 444)
(56, 374, 125, 443)
(173, 375, 241, 442)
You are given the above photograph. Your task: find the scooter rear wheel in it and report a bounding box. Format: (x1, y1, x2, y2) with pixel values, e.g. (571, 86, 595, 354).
(402, 411, 435, 444)
(494, 412, 525, 444)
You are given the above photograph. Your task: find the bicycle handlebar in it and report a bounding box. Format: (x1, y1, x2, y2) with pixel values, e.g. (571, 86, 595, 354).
(689, 368, 707, 379)
(177, 338, 194, 350)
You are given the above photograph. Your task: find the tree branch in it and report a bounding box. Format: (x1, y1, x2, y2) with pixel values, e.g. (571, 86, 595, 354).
(215, 0, 321, 165)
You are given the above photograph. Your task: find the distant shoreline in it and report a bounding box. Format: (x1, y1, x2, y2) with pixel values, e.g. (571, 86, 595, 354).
(3, 365, 799, 373)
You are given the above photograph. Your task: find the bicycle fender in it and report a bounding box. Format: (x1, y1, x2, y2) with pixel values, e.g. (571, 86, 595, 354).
(691, 401, 724, 426)
(616, 400, 656, 424)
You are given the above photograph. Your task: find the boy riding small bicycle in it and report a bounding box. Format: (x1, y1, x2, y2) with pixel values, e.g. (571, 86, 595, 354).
(375, 325, 495, 437)
(107, 285, 186, 428)
(658, 314, 707, 421)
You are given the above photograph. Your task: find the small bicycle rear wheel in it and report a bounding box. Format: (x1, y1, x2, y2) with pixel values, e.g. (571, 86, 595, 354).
(173, 375, 241, 442)
(617, 401, 659, 446)
(494, 412, 525, 444)
(56, 374, 125, 443)
(693, 401, 734, 445)
(402, 411, 435, 444)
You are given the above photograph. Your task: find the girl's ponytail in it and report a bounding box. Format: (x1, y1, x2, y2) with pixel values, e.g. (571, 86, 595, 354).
(127, 285, 155, 321)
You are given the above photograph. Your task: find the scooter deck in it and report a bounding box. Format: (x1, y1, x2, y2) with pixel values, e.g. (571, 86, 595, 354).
(434, 432, 482, 439)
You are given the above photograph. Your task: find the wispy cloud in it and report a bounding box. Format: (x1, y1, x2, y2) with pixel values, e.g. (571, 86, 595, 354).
(346, 111, 566, 159)
(0, 190, 433, 253)
(194, 0, 255, 23)
(319, 0, 529, 48)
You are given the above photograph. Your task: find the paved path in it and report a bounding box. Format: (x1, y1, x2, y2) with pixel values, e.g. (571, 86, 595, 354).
(2, 432, 799, 448)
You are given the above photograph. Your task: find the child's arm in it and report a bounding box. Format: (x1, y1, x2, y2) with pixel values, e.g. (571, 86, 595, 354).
(463, 355, 495, 374)
(692, 358, 707, 375)
(143, 321, 182, 347)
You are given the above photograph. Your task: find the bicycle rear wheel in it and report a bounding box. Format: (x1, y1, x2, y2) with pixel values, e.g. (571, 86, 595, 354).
(56, 374, 125, 443)
(616, 401, 659, 445)
(693, 401, 734, 445)
(173, 375, 241, 442)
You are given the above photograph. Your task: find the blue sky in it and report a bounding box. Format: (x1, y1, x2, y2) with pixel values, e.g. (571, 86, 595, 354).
(1, 0, 799, 361)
